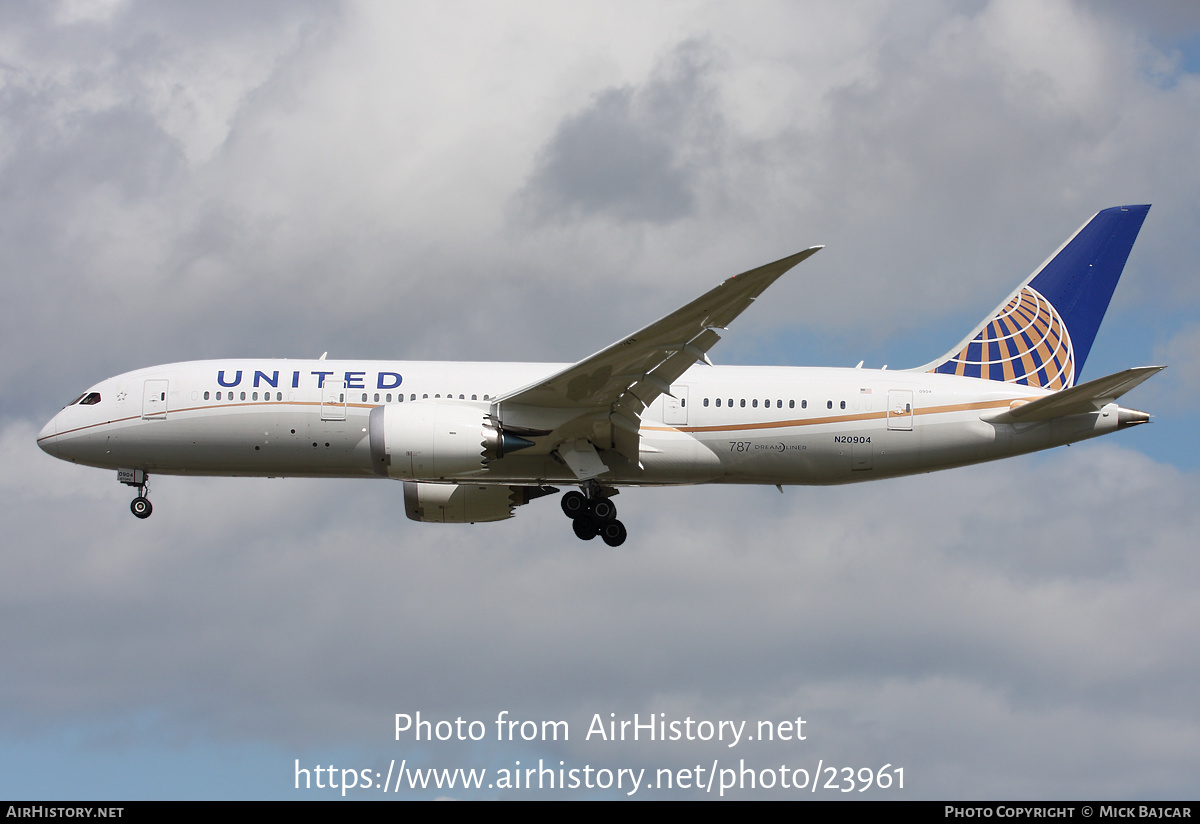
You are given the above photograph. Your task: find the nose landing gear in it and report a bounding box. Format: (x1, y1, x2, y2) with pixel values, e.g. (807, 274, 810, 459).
(130, 495, 152, 519)
(118, 469, 153, 519)
(561, 485, 626, 547)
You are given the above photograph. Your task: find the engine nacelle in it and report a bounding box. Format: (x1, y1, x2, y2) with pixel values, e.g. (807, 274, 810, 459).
(403, 481, 557, 523)
(404, 482, 516, 522)
(369, 401, 535, 480)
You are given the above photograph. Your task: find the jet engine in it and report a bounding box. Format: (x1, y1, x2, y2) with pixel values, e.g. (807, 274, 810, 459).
(403, 481, 556, 523)
(368, 401, 534, 480)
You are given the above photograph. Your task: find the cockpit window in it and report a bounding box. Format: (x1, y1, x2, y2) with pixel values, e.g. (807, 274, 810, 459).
(66, 393, 87, 407)
(79, 392, 101, 405)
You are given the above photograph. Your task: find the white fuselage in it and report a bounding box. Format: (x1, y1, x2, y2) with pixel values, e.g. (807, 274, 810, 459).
(36, 359, 1120, 487)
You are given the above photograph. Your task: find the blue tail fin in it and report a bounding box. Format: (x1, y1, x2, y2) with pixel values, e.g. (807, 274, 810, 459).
(922, 205, 1150, 389)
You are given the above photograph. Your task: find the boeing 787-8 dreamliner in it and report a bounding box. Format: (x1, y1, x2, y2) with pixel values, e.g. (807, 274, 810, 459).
(38, 205, 1159, 546)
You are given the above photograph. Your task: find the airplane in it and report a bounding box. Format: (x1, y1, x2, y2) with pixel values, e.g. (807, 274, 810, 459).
(38, 205, 1161, 547)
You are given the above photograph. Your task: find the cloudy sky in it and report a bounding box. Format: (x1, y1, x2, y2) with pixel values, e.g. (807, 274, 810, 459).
(2, 0, 1199, 799)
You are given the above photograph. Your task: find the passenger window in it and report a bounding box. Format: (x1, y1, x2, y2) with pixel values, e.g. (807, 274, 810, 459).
(252, 392, 258, 401)
(789, 400, 794, 409)
(802, 400, 807, 409)
(740, 399, 746, 408)
(204, 391, 210, 400)
(715, 398, 721, 407)
(240, 392, 246, 401)
(752, 399, 758, 408)
(703, 398, 709, 407)
(276, 392, 282, 401)
(472, 394, 477, 400)
(840, 401, 846, 409)
(827, 401, 832, 409)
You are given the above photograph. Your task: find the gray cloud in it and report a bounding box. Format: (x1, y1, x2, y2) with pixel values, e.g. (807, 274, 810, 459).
(519, 40, 722, 225)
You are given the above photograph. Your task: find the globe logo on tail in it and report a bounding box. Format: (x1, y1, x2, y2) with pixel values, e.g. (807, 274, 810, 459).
(931, 285, 1075, 390)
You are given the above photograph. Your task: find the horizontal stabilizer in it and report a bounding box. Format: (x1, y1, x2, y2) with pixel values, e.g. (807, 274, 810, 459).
(983, 366, 1164, 423)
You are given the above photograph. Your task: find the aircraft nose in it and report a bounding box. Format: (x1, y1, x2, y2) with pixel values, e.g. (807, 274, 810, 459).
(37, 416, 59, 457)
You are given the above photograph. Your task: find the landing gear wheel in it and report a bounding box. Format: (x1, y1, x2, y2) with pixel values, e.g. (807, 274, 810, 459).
(130, 496, 152, 519)
(600, 520, 627, 547)
(591, 498, 617, 522)
(572, 517, 598, 541)
(561, 491, 588, 519)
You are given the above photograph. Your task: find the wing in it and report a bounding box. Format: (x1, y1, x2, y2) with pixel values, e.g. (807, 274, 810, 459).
(495, 246, 822, 470)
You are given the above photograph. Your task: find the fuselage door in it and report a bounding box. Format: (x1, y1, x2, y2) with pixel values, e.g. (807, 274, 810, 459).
(887, 389, 913, 430)
(321, 380, 347, 421)
(142, 379, 169, 420)
(663, 385, 689, 426)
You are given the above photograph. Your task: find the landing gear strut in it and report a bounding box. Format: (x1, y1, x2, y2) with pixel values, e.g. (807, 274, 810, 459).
(119, 469, 153, 519)
(561, 483, 626, 546)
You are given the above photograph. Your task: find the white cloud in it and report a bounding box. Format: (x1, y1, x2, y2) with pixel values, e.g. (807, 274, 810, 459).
(5, 411, 1199, 795)
(4, 0, 1200, 798)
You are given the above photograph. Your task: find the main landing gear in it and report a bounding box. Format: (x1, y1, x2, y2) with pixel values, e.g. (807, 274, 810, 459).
(118, 469, 153, 519)
(561, 484, 627, 547)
